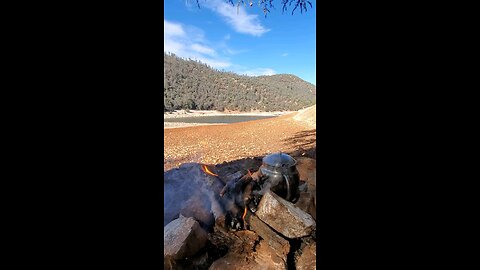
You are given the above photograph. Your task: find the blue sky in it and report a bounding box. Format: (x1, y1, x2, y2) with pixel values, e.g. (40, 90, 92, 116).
(164, 0, 316, 85)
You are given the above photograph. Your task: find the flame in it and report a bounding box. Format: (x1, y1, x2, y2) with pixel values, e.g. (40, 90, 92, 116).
(242, 206, 248, 229)
(247, 169, 252, 177)
(201, 164, 218, 176)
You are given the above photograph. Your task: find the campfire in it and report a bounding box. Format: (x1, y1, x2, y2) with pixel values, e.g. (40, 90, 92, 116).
(164, 153, 317, 270)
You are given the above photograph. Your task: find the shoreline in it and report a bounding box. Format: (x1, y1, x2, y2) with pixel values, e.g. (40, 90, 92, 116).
(164, 122, 227, 129)
(164, 109, 295, 119)
(163, 110, 296, 129)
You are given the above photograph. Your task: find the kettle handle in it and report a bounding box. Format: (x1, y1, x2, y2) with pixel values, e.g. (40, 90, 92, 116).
(283, 174, 291, 201)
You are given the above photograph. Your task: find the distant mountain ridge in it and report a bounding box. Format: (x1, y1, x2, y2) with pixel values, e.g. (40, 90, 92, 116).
(164, 53, 316, 112)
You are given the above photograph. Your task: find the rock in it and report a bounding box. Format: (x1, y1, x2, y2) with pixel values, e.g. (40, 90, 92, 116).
(208, 228, 287, 270)
(255, 191, 315, 238)
(294, 191, 316, 220)
(164, 256, 176, 270)
(253, 241, 287, 270)
(208, 231, 259, 270)
(209, 239, 287, 270)
(295, 241, 316, 270)
(180, 195, 215, 227)
(248, 214, 290, 258)
(191, 252, 209, 266)
(295, 157, 316, 208)
(208, 252, 250, 270)
(296, 158, 316, 187)
(210, 229, 258, 255)
(298, 181, 308, 192)
(164, 215, 208, 260)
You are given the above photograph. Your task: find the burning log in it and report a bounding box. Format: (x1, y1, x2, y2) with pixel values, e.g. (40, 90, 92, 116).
(217, 170, 263, 231)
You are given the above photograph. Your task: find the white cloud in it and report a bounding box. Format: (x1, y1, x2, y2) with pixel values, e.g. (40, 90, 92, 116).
(191, 43, 216, 56)
(242, 68, 276, 76)
(163, 19, 272, 73)
(281, 53, 289, 57)
(203, 0, 269, 37)
(164, 39, 185, 55)
(223, 48, 248, 55)
(163, 19, 232, 69)
(164, 20, 185, 37)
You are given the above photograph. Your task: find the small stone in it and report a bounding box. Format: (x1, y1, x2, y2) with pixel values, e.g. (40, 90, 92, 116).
(164, 215, 208, 260)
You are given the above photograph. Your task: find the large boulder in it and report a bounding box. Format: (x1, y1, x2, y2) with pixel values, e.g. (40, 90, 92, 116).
(255, 191, 315, 239)
(164, 215, 208, 261)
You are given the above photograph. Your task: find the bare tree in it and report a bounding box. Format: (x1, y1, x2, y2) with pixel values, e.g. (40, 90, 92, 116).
(194, 0, 313, 17)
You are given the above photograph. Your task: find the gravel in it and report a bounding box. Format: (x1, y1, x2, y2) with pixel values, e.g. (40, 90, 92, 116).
(164, 107, 316, 171)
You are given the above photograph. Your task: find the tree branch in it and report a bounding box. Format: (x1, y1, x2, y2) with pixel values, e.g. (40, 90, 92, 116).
(193, 0, 312, 15)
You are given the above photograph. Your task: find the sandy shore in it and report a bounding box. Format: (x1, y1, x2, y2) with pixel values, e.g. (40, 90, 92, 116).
(164, 110, 295, 128)
(164, 110, 294, 119)
(164, 122, 227, 129)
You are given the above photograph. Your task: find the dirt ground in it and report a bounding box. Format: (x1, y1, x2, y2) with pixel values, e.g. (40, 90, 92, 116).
(164, 108, 316, 171)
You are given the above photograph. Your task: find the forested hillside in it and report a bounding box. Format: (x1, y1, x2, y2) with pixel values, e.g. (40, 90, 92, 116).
(164, 53, 316, 112)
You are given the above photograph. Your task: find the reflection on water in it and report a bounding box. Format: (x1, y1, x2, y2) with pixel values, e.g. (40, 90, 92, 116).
(164, 115, 276, 124)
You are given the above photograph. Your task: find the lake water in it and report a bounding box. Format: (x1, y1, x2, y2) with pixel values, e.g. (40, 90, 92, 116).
(164, 115, 276, 124)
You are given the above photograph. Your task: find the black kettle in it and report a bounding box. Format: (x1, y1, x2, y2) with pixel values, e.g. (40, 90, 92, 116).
(258, 153, 300, 202)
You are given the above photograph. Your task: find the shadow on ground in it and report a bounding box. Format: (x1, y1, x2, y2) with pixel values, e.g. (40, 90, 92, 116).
(212, 146, 316, 180)
(283, 129, 316, 160)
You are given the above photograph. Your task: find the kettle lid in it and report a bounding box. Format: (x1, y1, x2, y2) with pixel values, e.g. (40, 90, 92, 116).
(262, 152, 297, 168)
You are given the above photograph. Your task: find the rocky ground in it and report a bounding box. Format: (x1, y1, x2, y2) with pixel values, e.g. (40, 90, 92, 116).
(164, 157, 317, 270)
(164, 106, 316, 171)
(164, 106, 317, 269)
